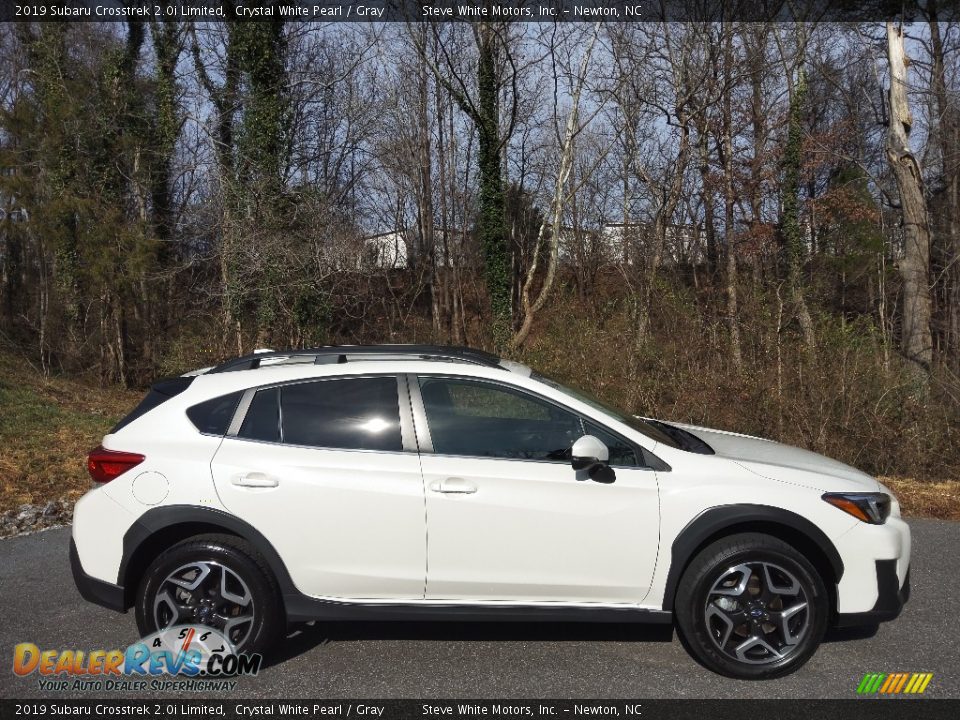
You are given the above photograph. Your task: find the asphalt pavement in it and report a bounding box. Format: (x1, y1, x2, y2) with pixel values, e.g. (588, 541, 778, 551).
(1, 519, 958, 699)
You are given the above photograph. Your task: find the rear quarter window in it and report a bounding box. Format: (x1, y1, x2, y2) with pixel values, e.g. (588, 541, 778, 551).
(186, 391, 243, 435)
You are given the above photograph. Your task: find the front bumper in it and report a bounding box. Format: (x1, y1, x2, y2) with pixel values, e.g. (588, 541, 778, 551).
(69, 537, 128, 613)
(835, 559, 910, 627)
(832, 514, 910, 615)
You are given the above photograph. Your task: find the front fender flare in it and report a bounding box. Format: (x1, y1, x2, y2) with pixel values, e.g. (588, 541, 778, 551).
(661, 504, 845, 611)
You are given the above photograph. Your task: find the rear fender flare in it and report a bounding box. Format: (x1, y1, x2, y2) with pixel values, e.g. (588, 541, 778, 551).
(119, 505, 298, 604)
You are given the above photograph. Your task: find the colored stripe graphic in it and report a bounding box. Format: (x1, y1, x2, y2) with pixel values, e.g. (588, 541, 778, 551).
(857, 673, 886, 694)
(893, 673, 909, 693)
(859, 672, 933, 695)
(879, 674, 897, 693)
(902, 673, 932, 694)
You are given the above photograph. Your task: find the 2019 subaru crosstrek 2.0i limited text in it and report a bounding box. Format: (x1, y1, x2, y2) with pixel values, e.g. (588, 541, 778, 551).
(71, 345, 911, 679)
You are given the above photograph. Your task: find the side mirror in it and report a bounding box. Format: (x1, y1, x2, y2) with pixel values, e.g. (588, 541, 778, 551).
(571, 435, 616, 484)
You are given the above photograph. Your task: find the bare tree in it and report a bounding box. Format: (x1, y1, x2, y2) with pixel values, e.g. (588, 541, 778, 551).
(610, 23, 706, 349)
(718, 21, 743, 371)
(774, 23, 817, 360)
(512, 23, 601, 349)
(885, 21, 933, 383)
(415, 18, 522, 347)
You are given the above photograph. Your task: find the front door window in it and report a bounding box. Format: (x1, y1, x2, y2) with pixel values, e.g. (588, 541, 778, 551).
(418, 377, 582, 461)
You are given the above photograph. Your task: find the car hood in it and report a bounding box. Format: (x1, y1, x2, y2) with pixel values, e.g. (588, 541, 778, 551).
(669, 422, 881, 492)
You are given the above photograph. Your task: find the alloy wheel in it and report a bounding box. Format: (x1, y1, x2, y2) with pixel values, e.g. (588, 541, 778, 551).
(703, 561, 810, 665)
(153, 560, 255, 648)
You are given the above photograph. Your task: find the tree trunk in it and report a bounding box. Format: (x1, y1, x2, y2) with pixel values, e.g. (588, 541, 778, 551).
(928, 4, 960, 374)
(434, 71, 450, 341)
(696, 122, 718, 277)
(721, 22, 743, 372)
(475, 22, 510, 347)
(885, 22, 933, 382)
(512, 23, 600, 349)
(414, 46, 437, 336)
(191, 22, 242, 352)
(782, 64, 817, 360)
(636, 120, 690, 348)
(745, 25, 769, 283)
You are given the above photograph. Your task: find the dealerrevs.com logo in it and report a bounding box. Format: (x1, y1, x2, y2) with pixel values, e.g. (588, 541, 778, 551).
(857, 672, 934, 696)
(12, 625, 261, 693)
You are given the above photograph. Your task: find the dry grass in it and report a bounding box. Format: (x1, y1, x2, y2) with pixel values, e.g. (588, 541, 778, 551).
(0, 351, 140, 511)
(881, 477, 960, 521)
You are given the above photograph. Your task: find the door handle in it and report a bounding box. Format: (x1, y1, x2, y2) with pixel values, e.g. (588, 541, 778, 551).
(429, 477, 478, 495)
(233, 472, 279, 488)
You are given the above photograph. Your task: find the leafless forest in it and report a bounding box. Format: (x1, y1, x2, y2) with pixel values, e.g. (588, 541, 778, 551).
(1, 13, 959, 482)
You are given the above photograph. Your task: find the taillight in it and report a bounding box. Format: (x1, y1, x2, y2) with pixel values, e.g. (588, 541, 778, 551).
(87, 446, 145, 484)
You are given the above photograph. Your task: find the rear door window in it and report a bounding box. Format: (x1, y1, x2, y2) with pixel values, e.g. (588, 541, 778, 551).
(238, 388, 280, 443)
(278, 377, 402, 452)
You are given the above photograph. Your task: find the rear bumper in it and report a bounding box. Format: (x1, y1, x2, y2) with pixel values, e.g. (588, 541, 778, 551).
(835, 559, 910, 627)
(69, 537, 128, 613)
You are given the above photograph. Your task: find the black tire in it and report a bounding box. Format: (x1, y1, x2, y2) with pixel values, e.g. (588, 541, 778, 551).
(674, 532, 829, 679)
(135, 533, 283, 656)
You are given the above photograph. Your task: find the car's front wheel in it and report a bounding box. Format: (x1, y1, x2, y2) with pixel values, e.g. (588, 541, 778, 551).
(675, 532, 829, 679)
(135, 534, 283, 656)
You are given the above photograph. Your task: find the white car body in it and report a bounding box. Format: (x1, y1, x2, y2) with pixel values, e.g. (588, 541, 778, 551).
(70, 346, 911, 675)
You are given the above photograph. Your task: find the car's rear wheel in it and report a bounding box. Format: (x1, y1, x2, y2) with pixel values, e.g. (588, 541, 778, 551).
(675, 532, 829, 679)
(135, 534, 283, 656)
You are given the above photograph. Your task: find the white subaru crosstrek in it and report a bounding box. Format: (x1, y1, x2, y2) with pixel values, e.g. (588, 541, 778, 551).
(71, 345, 911, 679)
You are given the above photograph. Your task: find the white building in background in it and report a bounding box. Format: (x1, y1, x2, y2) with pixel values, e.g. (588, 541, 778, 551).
(361, 230, 408, 270)
(359, 228, 470, 271)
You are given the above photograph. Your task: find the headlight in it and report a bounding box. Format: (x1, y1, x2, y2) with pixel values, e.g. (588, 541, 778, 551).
(822, 492, 891, 524)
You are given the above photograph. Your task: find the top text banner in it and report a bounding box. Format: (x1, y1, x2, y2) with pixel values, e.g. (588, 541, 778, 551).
(1, 0, 957, 23)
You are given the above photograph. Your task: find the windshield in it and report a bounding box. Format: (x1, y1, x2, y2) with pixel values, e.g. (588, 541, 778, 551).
(530, 372, 682, 450)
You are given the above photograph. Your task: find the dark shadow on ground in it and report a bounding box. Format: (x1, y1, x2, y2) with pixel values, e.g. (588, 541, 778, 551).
(823, 623, 880, 643)
(264, 621, 675, 668)
(263, 619, 882, 669)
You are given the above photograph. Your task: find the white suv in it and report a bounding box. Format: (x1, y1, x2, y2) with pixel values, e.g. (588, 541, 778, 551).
(71, 345, 911, 679)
